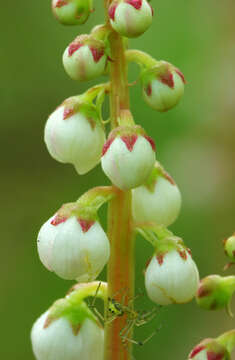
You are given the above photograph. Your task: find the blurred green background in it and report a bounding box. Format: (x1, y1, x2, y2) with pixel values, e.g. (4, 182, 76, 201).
(1, 0, 235, 359)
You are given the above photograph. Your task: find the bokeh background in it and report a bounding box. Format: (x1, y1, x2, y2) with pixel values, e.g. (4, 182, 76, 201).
(1, 0, 235, 359)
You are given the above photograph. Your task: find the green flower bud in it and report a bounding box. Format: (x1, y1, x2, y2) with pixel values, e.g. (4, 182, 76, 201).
(52, 0, 93, 25)
(224, 234, 235, 262)
(63, 35, 107, 81)
(141, 61, 185, 112)
(196, 275, 235, 314)
(108, 0, 153, 38)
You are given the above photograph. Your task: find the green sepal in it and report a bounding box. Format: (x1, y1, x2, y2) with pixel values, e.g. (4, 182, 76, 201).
(144, 161, 175, 193)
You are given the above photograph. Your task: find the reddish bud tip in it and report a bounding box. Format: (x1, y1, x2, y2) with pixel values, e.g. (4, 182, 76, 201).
(159, 71, 174, 88)
(78, 219, 95, 233)
(102, 138, 115, 156)
(207, 352, 224, 360)
(190, 346, 205, 358)
(51, 215, 67, 226)
(175, 68, 186, 84)
(68, 43, 83, 57)
(63, 108, 74, 120)
(150, 4, 154, 16)
(145, 83, 152, 96)
(144, 135, 156, 151)
(108, 3, 117, 20)
(178, 249, 187, 261)
(197, 285, 211, 298)
(90, 47, 104, 63)
(121, 134, 138, 152)
(55, 0, 68, 8)
(125, 0, 142, 10)
(156, 254, 164, 265)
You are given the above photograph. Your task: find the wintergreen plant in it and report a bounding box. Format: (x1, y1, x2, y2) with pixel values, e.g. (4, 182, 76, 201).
(31, 1, 235, 359)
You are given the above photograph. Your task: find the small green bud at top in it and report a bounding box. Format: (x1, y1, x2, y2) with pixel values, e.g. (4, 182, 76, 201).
(132, 162, 181, 227)
(108, 0, 153, 38)
(63, 35, 107, 81)
(101, 125, 156, 190)
(223, 234, 235, 262)
(141, 61, 185, 112)
(52, 0, 93, 26)
(196, 275, 235, 313)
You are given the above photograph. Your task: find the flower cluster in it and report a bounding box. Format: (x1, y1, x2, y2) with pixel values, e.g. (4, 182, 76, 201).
(31, 0, 211, 358)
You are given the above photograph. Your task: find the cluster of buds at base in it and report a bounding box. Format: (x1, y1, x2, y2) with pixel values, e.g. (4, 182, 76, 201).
(196, 275, 235, 314)
(132, 162, 181, 227)
(31, 298, 104, 360)
(108, 0, 153, 38)
(52, 0, 93, 26)
(37, 202, 110, 281)
(141, 61, 185, 112)
(44, 96, 105, 175)
(189, 338, 230, 360)
(101, 125, 156, 190)
(63, 35, 107, 81)
(223, 234, 235, 266)
(145, 238, 199, 305)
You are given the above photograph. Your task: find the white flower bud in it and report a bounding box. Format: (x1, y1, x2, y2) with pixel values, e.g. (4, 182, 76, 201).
(145, 247, 199, 305)
(37, 209, 110, 281)
(109, 0, 153, 38)
(44, 97, 105, 175)
(132, 163, 181, 227)
(189, 339, 229, 360)
(52, 0, 93, 26)
(31, 310, 104, 360)
(101, 126, 156, 190)
(142, 61, 185, 112)
(63, 35, 107, 81)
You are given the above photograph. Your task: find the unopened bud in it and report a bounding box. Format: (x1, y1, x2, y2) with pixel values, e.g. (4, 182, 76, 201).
(52, 0, 93, 26)
(141, 61, 185, 112)
(101, 125, 156, 190)
(132, 162, 181, 227)
(44, 96, 105, 175)
(189, 338, 229, 360)
(196, 275, 235, 313)
(63, 35, 107, 81)
(223, 234, 235, 263)
(37, 202, 110, 281)
(108, 0, 153, 38)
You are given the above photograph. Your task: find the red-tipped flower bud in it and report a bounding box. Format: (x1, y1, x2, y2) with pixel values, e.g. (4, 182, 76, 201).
(189, 338, 230, 360)
(31, 300, 103, 360)
(44, 96, 105, 175)
(63, 35, 107, 81)
(145, 241, 199, 305)
(141, 61, 185, 112)
(52, 0, 93, 26)
(37, 203, 110, 281)
(196, 275, 235, 313)
(132, 162, 181, 227)
(101, 125, 156, 190)
(108, 0, 153, 38)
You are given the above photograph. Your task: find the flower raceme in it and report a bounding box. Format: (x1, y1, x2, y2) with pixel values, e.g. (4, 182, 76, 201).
(44, 96, 105, 175)
(63, 35, 107, 81)
(37, 203, 110, 281)
(31, 300, 104, 360)
(141, 61, 185, 112)
(108, 0, 153, 38)
(101, 125, 156, 190)
(132, 162, 181, 227)
(52, 0, 93, 26)
(145, 240, 199, 305)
